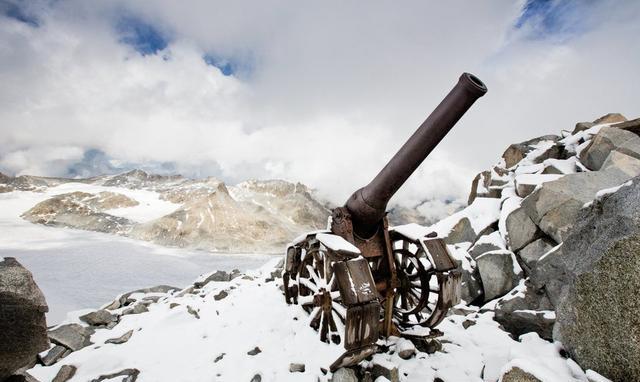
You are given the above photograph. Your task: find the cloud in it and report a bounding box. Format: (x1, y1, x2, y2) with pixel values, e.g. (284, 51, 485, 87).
(0, 0, 639, 212)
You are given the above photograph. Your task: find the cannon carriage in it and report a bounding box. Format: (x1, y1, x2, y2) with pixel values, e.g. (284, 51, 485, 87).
(282, 73, 487, 370)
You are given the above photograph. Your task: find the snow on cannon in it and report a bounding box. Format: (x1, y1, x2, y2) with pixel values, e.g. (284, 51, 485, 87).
(282, 73, 488, 371)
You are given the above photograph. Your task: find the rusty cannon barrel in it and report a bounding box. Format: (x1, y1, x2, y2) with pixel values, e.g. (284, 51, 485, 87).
(346, 72, 487, 238)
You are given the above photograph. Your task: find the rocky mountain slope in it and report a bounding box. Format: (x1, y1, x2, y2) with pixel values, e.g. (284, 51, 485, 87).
(1, 171, 331, 253)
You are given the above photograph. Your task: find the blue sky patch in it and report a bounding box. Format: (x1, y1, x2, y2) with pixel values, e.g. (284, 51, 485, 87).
(203, 54, 237, 76)
(515, 0, 596, 40)
(116, 15, 168, 55)
(1, 0, 39, 27)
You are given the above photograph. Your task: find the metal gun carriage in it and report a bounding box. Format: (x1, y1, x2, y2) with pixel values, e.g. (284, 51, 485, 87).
(282, 73, 487, 370)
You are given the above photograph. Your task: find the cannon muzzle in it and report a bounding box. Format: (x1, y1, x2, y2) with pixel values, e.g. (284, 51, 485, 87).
(346, 72, 487, 238)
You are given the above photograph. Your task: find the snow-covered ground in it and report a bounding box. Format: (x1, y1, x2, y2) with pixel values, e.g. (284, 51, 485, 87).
(0, 186, 271, 324)
(27, 259, 593, 382)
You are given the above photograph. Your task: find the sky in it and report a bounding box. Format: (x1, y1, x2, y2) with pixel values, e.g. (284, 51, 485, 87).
(1, 0, 639, 210)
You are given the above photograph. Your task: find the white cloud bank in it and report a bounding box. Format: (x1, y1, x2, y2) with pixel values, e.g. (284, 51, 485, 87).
(0, 0, 639, 208)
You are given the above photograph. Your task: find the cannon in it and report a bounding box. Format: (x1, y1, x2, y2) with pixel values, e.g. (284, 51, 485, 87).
(282, 73, 487, 370)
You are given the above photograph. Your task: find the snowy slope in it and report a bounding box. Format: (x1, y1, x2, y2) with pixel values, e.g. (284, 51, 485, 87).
(27, 260, 595, 382)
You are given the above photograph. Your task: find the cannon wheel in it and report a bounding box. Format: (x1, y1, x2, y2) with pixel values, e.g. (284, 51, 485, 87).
(284, 238, 347, 345)
(390, 231, 446, 328)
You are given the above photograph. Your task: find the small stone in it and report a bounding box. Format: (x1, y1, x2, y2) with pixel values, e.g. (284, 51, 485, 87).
(289, 363, 305, 373)
(187, 306, 200, 319)
(194, 270, 231, 288)
(331, 368, 358, 382)
(250, 374, 261, 382)
(413, 338, 442, 354)
(105, 330, 133, 345)
(89, 368, 140, 382)
(371, 360, 399, 382)
(52, 365, 77, 382)
(214, 353, 225, 363)
(247, 347, 261, 356)
(462, 319, 476, 329)
(79, 309, 117, 326)
(395, 339, 416, 360)
(123, 304, 148, 315)
(169, 303, 180, 309)
(214, 291, 228, 301)
(38, 345, 68, 366)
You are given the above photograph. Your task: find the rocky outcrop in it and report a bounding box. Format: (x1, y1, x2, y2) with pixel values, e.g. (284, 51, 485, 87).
(579, 127, 640, 170)
(0, 258, 49, 381)
(546, 178, 640, 381)
(493, 280, 554, 340)
(21, 191, 136, 234)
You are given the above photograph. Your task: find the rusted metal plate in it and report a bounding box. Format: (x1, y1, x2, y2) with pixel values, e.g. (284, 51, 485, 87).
(334, 258, 378, 305)
(344, 301, 380, 350)
(422, 238, 457, 271)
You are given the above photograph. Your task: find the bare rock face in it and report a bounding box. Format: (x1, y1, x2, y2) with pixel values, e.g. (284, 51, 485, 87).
(0, 258, 49, 381)
(579, 127, 640, 171)
(521, 169, 639, 243)
(612, 117, 640, 136)
(550, 178, 640, 381)
(592, 112, 627, 125)
(501, 135, 561, 169)
(517, 238, 556, 276)
(505, 207, 540, 252)
(476, 250, 523, 301)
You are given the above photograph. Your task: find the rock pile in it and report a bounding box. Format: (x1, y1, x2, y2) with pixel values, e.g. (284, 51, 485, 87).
(403, 113, 640, 381)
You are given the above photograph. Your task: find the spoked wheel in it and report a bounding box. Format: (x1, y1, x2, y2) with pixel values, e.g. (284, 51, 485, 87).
(292, 240, 347, 345)
(391, 234, 442, 328)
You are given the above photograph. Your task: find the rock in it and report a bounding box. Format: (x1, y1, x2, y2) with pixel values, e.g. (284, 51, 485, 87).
(550, 177, 640, 381)
(4, 370, 40, 382)
(443, 217, 476, 244)
(529, 244, 564, 306)
(494, 280, 554, 340)
(194, 270, 231, 287)
(579, 127, 640, 171)
(213, 353, 225, 363)
(514, 174, 562, 198)
(48, 324, 94, 351)
(108, 285, 179, 310)
(370, 360, 399, 382)
(395, 338, 416, 360)
(79, 309, 117, 326)
(289, 363, 305, 373)
(505, 207, 539, 252)
(105, 330, 133, 345)
(521, 170, 638, 243)
(250, 374, 262, 382)
(476, 250, 523, 301)
(38, 345, 70, 366)
(331, 368, 358, 382)
(600, 150, 640, 176)
(247, 347, 261, 356)
(413, 338, 442, 354)
(468, 170, 500, 205)
(517, 238, 556, 276)
(122, 303, 149, 316)
(448, 244, 483, 304)
(501, 135, 560, 168)
(90, 368, 140, 382)
(612, 117, 640, 135)
(500, 367, 542, 382)
(52, 365, 77, 382)
(592, 112, 627, 125)
(214, 290, 229, 301)
(0, 258, 50, 380)
(468, 231, 505, 259)
(572, 121, 596, 134)
(169, 303, 180, 309)
(187, 306, 200, 319)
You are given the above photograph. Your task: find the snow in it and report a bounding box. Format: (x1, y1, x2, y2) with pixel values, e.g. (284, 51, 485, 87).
(316, 233, 360, 254)
(27, 260, 592, 382)
(472, 231, 506, 250)
(514, 173, 563, 187)
(585, 369, 613, 382)
(430, 198, 501, 238)
(498, 191, 522, 242)
(390, 223, 433, 242)
(543, 157, 580, 174)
